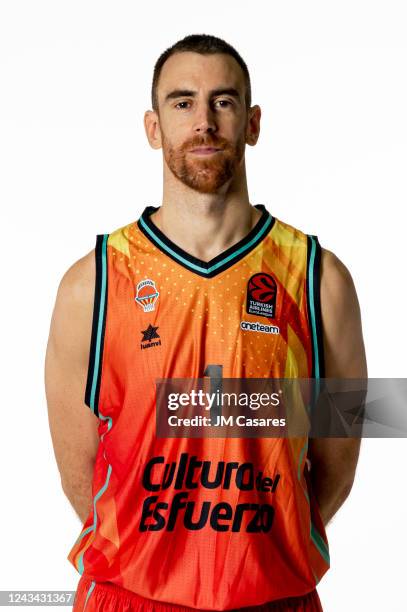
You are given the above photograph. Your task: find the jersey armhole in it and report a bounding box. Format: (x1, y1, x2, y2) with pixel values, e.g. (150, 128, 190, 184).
(84, 234, 109, 416)
(306, 235, 325, 379)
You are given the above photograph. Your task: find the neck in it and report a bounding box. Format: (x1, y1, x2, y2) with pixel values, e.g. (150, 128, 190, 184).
(150, 160, 262, 263)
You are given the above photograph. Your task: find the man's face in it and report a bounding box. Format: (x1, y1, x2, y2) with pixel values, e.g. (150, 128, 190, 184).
(155, 52, 249, 194)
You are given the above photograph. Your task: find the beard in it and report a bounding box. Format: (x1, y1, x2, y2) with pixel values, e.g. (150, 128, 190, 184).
(161, 130, 246, 194)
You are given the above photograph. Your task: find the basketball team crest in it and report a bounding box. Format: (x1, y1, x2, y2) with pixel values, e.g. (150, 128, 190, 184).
(246, 273, 277, 318)
(135, 279, 159, 313)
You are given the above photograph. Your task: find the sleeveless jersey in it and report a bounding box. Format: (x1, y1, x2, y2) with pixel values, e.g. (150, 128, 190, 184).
(67, 204, 330, 610)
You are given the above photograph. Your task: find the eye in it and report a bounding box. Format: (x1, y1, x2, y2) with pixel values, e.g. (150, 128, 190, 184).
(175, 101, 191, 109)
(215, 99, 232, 108)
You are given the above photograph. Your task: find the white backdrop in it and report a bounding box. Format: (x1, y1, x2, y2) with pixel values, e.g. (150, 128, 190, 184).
(0, 1, 406, 610)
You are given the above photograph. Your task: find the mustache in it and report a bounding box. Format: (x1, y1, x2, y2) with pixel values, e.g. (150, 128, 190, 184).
(184, 136, 229, 150)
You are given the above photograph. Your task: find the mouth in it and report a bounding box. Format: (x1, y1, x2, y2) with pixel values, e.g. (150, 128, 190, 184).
(189, 147, 223, 155)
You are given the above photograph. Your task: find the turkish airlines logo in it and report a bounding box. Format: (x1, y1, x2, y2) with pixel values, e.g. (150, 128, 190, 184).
(246, 273, 277, 318)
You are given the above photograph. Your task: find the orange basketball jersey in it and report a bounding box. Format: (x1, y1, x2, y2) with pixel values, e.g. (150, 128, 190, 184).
(67, 204, 330, 610)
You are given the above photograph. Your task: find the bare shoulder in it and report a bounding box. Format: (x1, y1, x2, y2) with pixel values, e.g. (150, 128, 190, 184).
(320, 247, 355, 293)
(47, 249, 96, 369)
(319, 247, 367, 377)
(57, 249, 95, 303)
(319, 247, 360, 322)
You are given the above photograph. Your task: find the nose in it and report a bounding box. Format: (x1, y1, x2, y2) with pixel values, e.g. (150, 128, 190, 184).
(193, 103, 217, 134)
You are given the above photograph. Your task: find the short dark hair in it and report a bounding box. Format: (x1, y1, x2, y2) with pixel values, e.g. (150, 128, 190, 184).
(151, 34, 252, 113)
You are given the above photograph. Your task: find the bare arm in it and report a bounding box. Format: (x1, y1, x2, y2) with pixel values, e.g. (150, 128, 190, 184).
(307, 248, 367, 527)
(45, 250, 99, 523)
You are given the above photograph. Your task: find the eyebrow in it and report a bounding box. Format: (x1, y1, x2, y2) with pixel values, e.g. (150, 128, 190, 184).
(164, 87, 241, 103)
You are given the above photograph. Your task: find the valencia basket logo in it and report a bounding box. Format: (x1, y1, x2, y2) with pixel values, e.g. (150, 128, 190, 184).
(246, 273, 277, 318)
(135, 279, 159, 313)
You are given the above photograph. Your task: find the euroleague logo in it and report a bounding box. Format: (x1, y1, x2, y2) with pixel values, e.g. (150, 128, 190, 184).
(246, 273, 277, 318)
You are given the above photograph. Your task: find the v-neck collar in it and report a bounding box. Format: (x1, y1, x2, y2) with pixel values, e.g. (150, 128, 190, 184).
(136, 204, 275, 278)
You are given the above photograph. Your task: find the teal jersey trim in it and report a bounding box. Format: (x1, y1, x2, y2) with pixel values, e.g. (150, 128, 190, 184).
(83, 580, 96, 611)
(137, 204, 275, 278)
(77, 411, 113, 576)
(306, 235, 325, 379)
(139, 214, 273, 275)
(84, 234, 109, 416)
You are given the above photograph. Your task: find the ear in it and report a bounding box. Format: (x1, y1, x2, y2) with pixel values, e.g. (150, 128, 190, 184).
(144, 110, 162, 150)
(245, 104, 261, 146)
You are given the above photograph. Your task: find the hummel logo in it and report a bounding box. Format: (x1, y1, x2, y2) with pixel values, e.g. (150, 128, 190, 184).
(141, 324, 161, 349)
